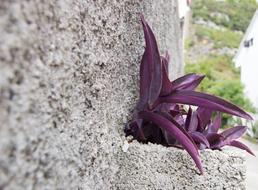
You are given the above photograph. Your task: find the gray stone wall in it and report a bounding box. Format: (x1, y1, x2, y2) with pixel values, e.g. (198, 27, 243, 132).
(0, 0, 183, 189)
(116, 141, 246, 190)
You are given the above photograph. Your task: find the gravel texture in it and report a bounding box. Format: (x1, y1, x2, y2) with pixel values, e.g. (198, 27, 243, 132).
(116, 141, 246, 190)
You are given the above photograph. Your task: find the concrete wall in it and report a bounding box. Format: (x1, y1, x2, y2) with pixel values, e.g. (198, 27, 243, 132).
(0, 0, 247, 189)
(116, 141, 246, 190)
(0, 0, 183, 189)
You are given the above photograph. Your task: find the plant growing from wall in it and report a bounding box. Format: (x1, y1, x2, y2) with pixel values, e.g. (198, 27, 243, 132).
(125, 15, 254, 174)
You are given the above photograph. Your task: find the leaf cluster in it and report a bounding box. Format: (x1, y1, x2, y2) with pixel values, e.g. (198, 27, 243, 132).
(125, 16, 254, 174)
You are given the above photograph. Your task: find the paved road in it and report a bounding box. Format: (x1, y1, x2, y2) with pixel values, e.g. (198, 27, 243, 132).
(239, 139, 258, 190)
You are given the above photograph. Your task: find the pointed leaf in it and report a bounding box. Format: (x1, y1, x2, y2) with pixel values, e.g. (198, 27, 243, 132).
(191, 132, 210, 149)
(136, 119, 145, 140)
(185, 107, 193, 130)
(229, 140, 255, 156)
(170, 73, 205, 92)
(221, 126, 247, 142)
(187, 111, 199, 133)
(207, 112, 221, 133)
(164, 51, 170, 71)
(160, 57, 172, 96)
(196, 107, 212, 129)
(140, 15, 162, 108)
(159, 90, 253, 120)
(138, 51, 151, 110)
(174, 114, 185, 127)
(163, 130, 177, 145)
(161, 51, 170, 74)
(139, 111, 203, 174)
(158, 111, 199, 151)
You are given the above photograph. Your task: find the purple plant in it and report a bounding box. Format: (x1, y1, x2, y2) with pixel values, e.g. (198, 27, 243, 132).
(125, 15, 254, 174)
(186, 107, 254, 155)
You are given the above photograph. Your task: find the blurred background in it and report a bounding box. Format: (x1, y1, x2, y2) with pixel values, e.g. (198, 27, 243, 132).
(179, 0, 258, 189)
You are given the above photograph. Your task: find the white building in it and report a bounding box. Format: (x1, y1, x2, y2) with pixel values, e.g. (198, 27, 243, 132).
(233, 10, 258, 108)
(177, 0, 191, 41)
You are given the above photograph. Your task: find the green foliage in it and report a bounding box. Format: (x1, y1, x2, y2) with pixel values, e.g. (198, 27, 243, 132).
(192, 0, 258, 32)
(185, 0, 257, 128)
(185, 56, 256, 126)
(252, 121, 258, 139)
(184, 38, 195, 50)
(195, 25, 242, 48)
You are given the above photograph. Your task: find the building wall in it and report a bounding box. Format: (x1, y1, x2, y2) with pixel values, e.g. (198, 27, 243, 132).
(235, 11, 258, 108)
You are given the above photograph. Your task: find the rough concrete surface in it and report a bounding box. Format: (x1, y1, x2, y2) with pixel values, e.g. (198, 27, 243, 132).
(0, 0, 184, 189)
(0, 0, 247, 189)
(117, 141, 246, 190)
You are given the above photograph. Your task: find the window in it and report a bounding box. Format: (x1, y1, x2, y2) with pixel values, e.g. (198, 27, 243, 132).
(244, 38, 254, 48)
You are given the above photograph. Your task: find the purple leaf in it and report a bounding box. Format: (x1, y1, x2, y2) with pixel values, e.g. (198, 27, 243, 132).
(229, 140, 255, 156)
(187, 111, 199, 133)
(136, 119, 145, 139)
(126, 15, 254, 175)
(138, 51, 150, 110)
(158, 112, 199, 151)
(163, 130, 177, 145)
(174, 114, 185, 127)
(140, 15, 162, 108)
(139, 111, 203, 174)
(185, 107, 193, 130)
(161, 51, 170, 74)
(153, 103, 176, 113)
(206, 133, 225, 149)
(190, 132, 210, 149)
(160, 57, 172, 96)
(196, 107, 212, 130)
(170, 73, 205, 92)
(221, 126, 247, 142)
(206, 133, 224, 141)
(207, 112, 221, 133)
(159, 90, 253, 120)
(164, 51, 170, 70)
